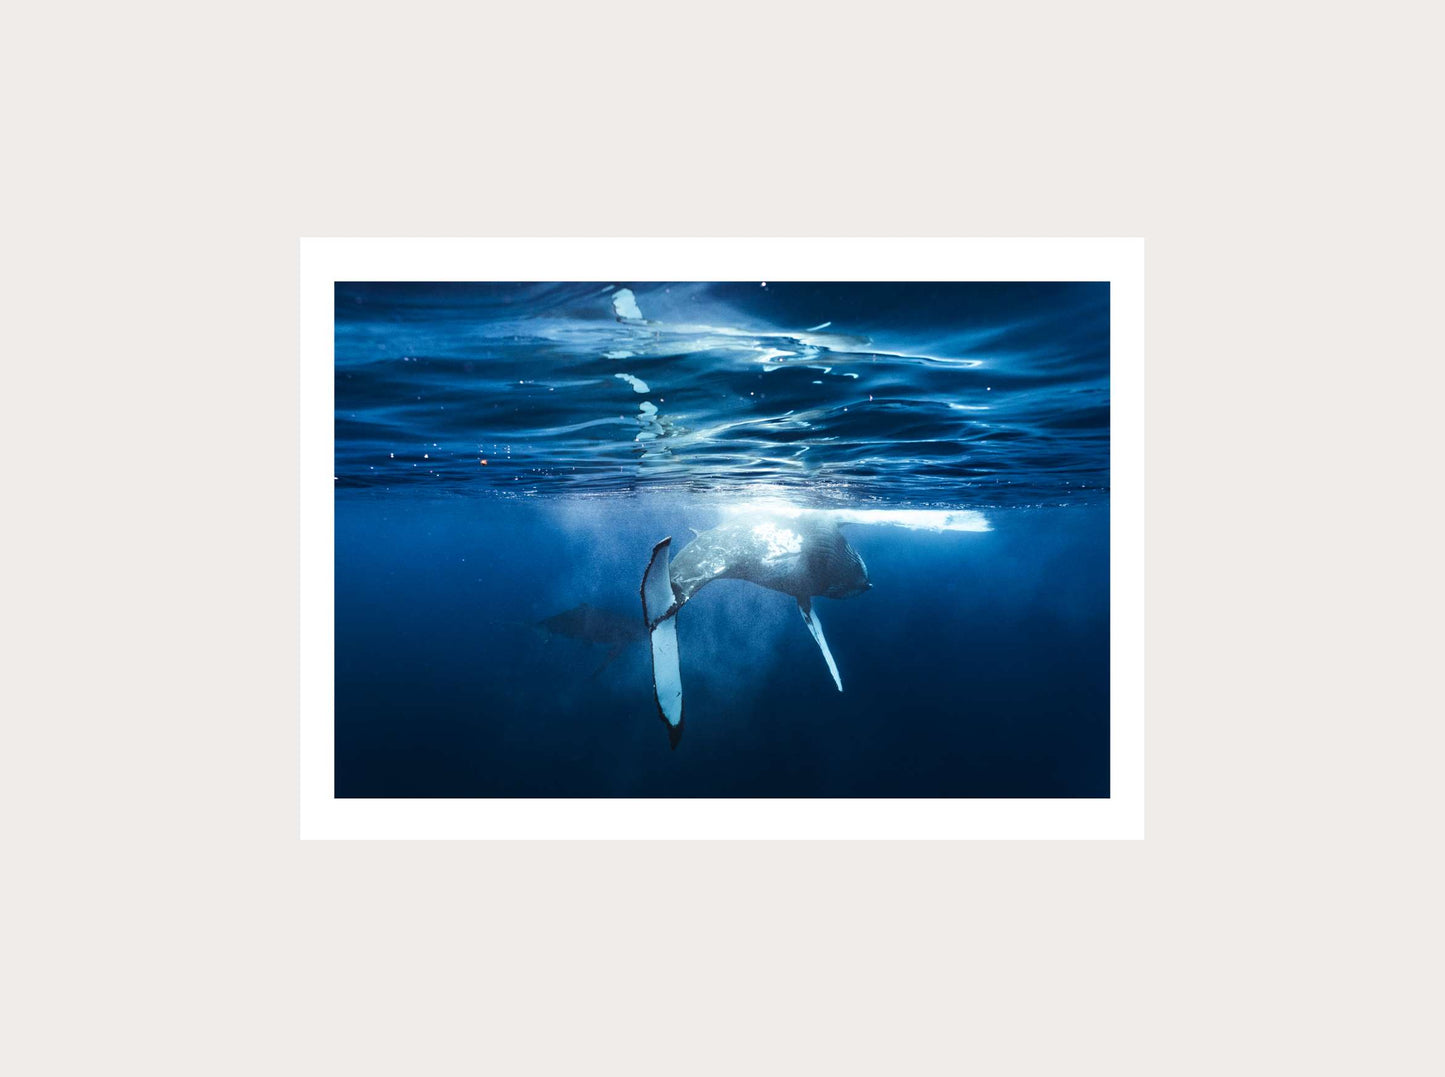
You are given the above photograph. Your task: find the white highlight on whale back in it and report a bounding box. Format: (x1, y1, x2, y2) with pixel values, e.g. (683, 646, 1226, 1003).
(750, 521, 803, 561)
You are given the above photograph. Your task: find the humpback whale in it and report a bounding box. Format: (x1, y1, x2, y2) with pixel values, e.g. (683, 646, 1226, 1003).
(639, 511, 871, 747)
(535, 602, 647, 676)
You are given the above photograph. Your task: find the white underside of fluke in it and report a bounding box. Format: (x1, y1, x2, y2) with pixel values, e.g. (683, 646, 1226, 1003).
(641, 537, 684, 731)
(797, 600, 843, 691)
(649, 617, 683, 728)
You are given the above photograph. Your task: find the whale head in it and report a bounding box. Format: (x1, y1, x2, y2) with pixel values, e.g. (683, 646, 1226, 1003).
(814, 531, 871, 599)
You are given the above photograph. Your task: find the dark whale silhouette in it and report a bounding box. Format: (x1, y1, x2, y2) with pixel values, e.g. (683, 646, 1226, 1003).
(640, 511, 871, 747)
(535, 602, 646, 676)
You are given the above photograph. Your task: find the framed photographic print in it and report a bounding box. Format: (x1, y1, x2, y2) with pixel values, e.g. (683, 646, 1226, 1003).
(301, 238, 1143, 838)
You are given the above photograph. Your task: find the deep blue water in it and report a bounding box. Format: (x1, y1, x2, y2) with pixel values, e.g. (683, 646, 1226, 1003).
(335, 282, 1109, 797)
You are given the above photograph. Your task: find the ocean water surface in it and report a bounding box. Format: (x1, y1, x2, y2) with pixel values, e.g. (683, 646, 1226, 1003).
(335, 282, 1109, 797)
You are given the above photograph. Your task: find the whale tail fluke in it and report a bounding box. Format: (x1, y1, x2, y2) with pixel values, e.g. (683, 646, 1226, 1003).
(641, 537, 685, 748)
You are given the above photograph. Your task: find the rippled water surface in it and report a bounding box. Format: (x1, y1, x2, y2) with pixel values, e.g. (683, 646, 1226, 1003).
(335, 281, 1108, 505)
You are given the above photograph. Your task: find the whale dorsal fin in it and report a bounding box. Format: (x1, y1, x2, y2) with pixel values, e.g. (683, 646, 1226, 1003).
(797, 597, 843, 691)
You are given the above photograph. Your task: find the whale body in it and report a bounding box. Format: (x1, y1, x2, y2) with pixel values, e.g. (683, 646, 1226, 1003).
(639, 511, 871, 747)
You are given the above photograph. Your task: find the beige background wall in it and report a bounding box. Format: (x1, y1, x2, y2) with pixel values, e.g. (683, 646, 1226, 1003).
(4, 1, 1438, 1073)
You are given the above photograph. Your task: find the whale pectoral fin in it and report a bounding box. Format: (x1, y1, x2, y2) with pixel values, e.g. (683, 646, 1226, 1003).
(641, 537, 684, 747)
(797, 597, 843, 692)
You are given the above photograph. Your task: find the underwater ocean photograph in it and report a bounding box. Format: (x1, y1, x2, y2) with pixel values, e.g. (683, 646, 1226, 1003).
(335, 281, 1109, 798)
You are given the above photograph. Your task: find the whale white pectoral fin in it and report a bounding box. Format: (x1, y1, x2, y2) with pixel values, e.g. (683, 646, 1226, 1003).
(797, 597, 843, 691)
(641, 537, 684, 747)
